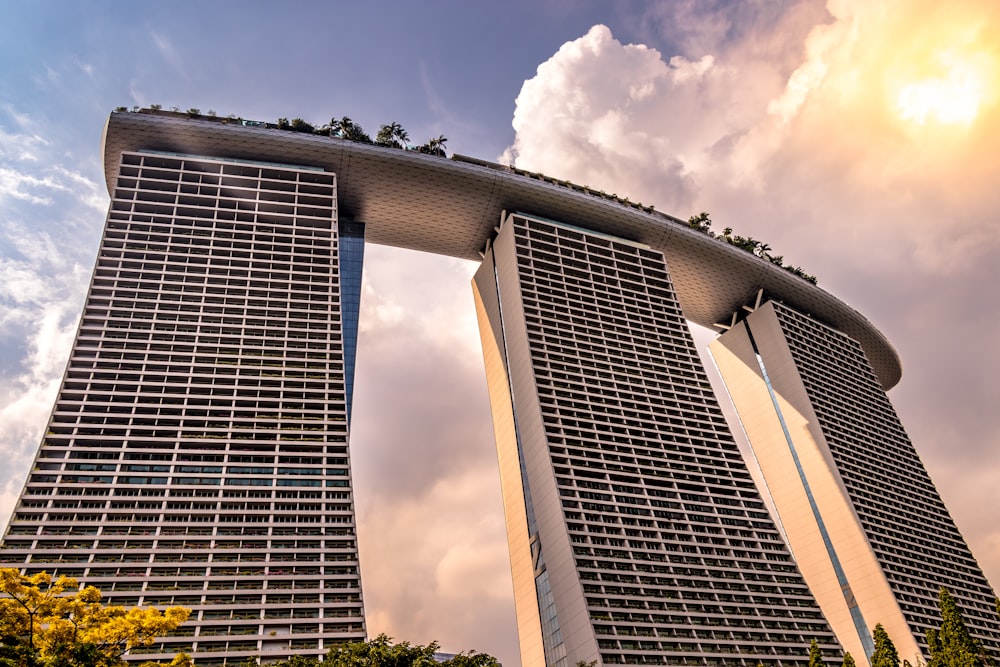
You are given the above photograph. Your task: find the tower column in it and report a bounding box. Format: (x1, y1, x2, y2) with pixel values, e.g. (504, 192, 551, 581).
(474, 212, 840, 667)
(710, 300, 1000, 665)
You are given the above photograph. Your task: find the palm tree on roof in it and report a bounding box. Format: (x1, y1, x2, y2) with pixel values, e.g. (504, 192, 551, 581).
(418, 134, 448, 157)
(331, 116, 372, 143)
(376, 122, 409, 149)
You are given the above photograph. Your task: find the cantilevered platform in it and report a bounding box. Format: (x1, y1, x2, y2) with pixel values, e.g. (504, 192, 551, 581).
(102, 110, 901, 388)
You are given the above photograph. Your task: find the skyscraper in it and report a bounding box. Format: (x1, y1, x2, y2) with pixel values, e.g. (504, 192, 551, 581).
(1, 109, 995, 667)
(709, 299, 1000, 663)
(473, 213, 839, 667)
(0, 149, 365, 664)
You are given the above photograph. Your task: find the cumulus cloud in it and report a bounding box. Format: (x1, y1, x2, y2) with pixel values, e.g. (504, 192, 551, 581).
(505, 24, 708, 210)
(504, 0, 1000, 591)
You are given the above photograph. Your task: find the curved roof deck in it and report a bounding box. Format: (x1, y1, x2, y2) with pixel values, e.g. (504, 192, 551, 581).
(102, 110, 901, 389)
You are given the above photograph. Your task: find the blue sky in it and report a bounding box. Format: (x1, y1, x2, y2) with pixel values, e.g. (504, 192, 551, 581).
(2, 2, 999, 666)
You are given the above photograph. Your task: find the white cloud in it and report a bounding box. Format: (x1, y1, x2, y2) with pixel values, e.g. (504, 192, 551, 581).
(505, 23, 798, 212)
(0, 298, 82, 527)
(0, 114, 104, 533)
(0, 128, 47, 162)
(504, 2, 1000, 592)
(151, 31, 187, 78)
(0, 104, 38, 132)
(74, 56, 95, 78)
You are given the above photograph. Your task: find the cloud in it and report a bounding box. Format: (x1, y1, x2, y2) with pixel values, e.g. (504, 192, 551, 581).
(506, 25, 702, 210)
(504, 1, 1000, 593)
(0, 104, 38, 132)
(0, 126, 47, 162)
(150, 31, 186, 77)
(0, 113, 105, 530)
(73, 56, 95, 78)
(0, 281, 85, 527)
(348, 245, 518, 665)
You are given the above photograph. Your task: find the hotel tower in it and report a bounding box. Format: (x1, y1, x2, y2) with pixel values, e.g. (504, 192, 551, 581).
(1, 109, 996, 667)
(710, 299, 1000, 664)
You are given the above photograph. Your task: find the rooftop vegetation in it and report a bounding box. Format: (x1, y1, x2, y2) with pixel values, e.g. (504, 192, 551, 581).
(114, 105, 448, 156)
(113, 105, 817, 284)
(687, 212, 818, 284)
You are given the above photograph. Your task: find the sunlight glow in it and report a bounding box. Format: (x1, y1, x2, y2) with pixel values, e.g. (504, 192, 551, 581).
(896, 52, 989, 126)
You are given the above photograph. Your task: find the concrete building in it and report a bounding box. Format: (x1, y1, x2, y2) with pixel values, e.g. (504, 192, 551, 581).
(0, 149, 366, 664)
(0, 109, 994, 666)
(710, 299, 1000, 664)
(473, 213, 838, 666)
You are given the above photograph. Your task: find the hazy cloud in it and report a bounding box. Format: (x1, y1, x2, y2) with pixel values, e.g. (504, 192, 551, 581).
(348, 246, 518, 661)
(150, 31, 186, 77)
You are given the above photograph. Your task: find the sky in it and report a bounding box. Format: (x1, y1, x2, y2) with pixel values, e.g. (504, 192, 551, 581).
(1, 1, 999, 666)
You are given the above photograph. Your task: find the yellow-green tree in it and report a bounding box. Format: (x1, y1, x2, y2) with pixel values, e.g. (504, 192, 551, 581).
(0, 569, 189, 667)
(808, 639, 827, 667)
(871, 624, 901, 667)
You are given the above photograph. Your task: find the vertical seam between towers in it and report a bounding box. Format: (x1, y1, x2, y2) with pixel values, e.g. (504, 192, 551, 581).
(742, 318, 876, 659)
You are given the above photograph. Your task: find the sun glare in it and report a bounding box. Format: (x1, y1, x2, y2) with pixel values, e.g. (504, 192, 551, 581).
(896, 52, 990, 126)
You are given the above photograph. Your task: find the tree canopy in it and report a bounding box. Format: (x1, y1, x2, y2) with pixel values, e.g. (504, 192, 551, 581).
(0, 569, 189, 667)
(375, 122, 410, 149)
(329, 117, 373, 143)
(686, 212, 818, 284)
(258, 634, 500, 667)
(927, 588, 993, 667)
(871, 624, 901, 667)
(808, 639, 827, 667)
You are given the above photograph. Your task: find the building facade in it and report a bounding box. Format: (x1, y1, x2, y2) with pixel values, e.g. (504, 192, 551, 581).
(473, 214, 839, 667)
(709, 300, 1000, 664)
(0, 110, 996, 667)
(0, 150, 366, 664)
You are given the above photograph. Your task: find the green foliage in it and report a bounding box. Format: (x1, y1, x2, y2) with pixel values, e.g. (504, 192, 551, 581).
(687, 212, 713, 234)
(324, 633, 439, 667)
(330, 116, 372, 143)
(872, 624, 901, 667)
(686, 211, 818, 284)
(264, 635, 500, 667)
(927, 588, 992, 667)
(417, 135, 447, 157)
(186, 108, 200, 118)
(376, 122, 410, 149)
(809, 639, 827, 667)
(843, 651, 856, 667)
(289, 118, 316, 133)
(441, 652, 501, 667)
(0, 569, 189, 667)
